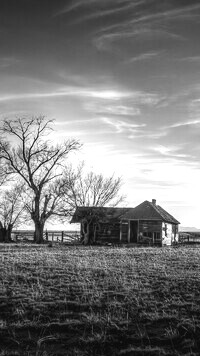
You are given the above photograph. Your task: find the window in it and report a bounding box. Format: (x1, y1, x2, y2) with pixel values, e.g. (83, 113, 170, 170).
(164, 224, 168, 236)
(143, 232, 152, 238)
(154, 232, 161, 242)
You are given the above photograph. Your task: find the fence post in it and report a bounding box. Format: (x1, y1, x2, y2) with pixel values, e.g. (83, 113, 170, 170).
(61, 231, 64, 243)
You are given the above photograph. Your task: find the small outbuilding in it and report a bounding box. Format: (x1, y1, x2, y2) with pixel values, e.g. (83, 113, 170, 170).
(71, 199, 180, 246)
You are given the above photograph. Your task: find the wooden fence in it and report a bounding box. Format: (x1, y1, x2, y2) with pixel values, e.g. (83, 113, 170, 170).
(179, 232, 200, 244)
(12, 230, 80, 244)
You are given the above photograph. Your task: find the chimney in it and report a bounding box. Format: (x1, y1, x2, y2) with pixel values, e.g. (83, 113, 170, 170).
(152, 199, 156, 205)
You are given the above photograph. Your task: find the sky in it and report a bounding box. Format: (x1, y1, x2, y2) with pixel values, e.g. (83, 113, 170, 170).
(1, 0, 200, 228)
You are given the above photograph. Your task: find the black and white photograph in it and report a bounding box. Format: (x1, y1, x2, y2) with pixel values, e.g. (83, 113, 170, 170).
(1, 0, 200, 355)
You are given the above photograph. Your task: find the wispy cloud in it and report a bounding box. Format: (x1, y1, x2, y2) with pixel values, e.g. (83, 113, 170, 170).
(101, 116, 146, 134)
(85, 102, 140, 116)
(128, 3, 200, 25)
(55, 0, 144, 18)
(94, 27, 184, 52)
(188, 99, 200, 121)
(0, 87, 131, 102)
(56, 1, 200, 25)
(128, 130, 167, 140)
(83, 89, 163, 118)
(153, 145, 190, 158)
(0, 57, 20, 68)
(93, 2, 200, 54)
(125, 51, 163, 64)
(180, 56, 200, 63)
(0, 86, 163, 110)
(164, 119, 200, 129)
(98, 2, 200, 34)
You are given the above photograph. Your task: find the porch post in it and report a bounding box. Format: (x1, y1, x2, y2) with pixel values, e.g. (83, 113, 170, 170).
(120, 221, 122, 242)
(128, 220, 130, 243)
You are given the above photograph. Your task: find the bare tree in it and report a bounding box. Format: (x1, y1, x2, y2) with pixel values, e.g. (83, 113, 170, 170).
(0, 184, 25, 242)
(61, 163, 124, 208)
(0, 117, 81, 243)
(60, 164, 125, 244)
(0, 158, 10, 187)
(0, 170, 5, 187)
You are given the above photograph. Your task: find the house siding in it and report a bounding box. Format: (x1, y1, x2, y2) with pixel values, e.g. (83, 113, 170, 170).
(95, 222, 120, 244)
(162, 222, 178, 245)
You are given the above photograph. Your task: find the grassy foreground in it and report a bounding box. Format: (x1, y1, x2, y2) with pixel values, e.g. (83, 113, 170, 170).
(0, 244, 200, 355)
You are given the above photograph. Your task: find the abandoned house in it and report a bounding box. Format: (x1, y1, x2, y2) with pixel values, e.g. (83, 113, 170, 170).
(71, 199, 180, 246)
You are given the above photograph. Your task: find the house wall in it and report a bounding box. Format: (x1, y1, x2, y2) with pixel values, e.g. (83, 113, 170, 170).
(95, 222, 120, 243)
(138, 220, 162, 245)
(79, 218, 178, 245)
(121, 220, 163, 244)
(139, 220, 161, 233)
(162, 222, 178, 245)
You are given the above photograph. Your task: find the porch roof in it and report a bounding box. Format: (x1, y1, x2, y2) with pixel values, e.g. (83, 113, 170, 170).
(70, 206, 132, 223)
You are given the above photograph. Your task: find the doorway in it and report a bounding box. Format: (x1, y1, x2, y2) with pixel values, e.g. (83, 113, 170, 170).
(130, 220, 138, 243)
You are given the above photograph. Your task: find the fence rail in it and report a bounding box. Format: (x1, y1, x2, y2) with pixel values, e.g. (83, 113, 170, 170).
(12, 230, 80, 244)
(179, 232, 200, 244)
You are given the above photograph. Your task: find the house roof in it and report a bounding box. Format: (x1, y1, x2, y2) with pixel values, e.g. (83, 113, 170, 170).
(70, 206, 130, 223)
(121, 200, 180, 224)
(70, 201, 180, 225)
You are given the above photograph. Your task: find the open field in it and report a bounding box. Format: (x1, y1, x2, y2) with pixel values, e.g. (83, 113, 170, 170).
(0, 244, 200, 355)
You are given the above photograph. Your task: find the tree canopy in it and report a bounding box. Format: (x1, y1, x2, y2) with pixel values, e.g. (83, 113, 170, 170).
(0, 116, 81, 243)
(0, 183, 25, 242)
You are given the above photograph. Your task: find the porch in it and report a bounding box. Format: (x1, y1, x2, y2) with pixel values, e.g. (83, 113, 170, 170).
(120, 219, 162, 245)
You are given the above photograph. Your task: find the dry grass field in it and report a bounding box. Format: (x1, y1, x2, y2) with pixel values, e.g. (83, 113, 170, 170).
(0, 244, 200, 356)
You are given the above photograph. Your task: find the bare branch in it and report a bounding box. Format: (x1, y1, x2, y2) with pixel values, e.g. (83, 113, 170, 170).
(60, 162, 125, 217)
(0, 116, 81, 243)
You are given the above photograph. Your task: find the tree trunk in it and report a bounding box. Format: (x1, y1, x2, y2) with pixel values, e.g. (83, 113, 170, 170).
(34, 220, 44, 244)
(0, 228, 6, 242)
(5, 224, 13, 242)
(83, 221, 90, 245)
(0, 224, 13, 242)
(32, 193, 45, 244)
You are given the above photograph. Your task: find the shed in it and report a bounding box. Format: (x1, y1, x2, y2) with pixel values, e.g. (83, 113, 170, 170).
(71, 200, 180, 246)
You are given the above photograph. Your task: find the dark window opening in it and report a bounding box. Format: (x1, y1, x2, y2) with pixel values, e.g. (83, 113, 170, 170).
(154, 232, 161, 242)
(143, 232, 152, 238)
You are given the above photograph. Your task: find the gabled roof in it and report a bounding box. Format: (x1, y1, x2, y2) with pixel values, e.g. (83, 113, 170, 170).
(70, 201, 180, 225)
(70, 206, 131, 223)
(121, 200, 180, 224)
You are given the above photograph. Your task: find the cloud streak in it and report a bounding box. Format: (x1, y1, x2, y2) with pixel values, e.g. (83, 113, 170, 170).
(165, 119, 200, 129)
(94, 27, 184, 53)
(92, 2, 200, 55)
(0, 86, 163, 109)
(55, 0, 144, 19)
(125, 51, 164, 64)
(85, 102, 140, 116)
(101, 116, 146, 134)
(0, 87, 131, 102)
(180, 56, 200, 63)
